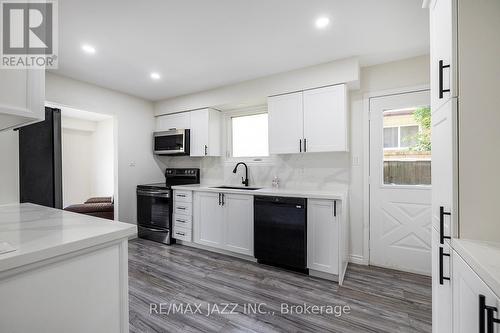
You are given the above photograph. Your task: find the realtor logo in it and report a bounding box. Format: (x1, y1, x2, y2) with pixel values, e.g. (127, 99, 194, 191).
(1, 0, 58, 68)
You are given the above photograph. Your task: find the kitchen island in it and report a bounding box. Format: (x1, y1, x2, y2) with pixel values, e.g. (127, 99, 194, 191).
(0, 203, 136, 333)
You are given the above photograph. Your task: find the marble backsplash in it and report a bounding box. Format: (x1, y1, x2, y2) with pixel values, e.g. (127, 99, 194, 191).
(155, 152, 350, 191)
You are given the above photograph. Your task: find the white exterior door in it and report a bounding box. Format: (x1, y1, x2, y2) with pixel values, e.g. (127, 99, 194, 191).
(193, 191, 223, 247)
(303, 84, 347, 152)
(222, 193, 254, 256)
(268, 92, 303, 154)
(369, 90, 432, 275)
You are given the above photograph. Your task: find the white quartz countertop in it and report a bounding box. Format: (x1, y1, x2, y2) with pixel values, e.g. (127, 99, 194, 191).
(452, 238, 500, 298)
(171, 184, 348, 201)
(0, 203, 136, 273)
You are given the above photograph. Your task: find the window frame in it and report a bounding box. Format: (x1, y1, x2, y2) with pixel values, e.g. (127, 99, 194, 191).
(223, 105, 275, 165)
(383, 124, 421, 150)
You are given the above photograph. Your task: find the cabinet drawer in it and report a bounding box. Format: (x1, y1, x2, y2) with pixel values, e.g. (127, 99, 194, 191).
(174, 190, 192, 203)
(173, 214, 192, 230)
(174, 202, 192, 216)
(173, 226, 192, 242)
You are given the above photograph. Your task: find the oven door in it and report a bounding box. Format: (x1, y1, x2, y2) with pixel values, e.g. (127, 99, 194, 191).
(153, 129, 190, 155)
(136, 189, 171, 230)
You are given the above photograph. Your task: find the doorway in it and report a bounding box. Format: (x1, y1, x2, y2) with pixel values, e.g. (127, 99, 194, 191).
(369, 90, 431, 275)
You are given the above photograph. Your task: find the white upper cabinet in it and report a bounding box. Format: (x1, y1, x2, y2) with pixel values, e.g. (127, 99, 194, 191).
(156, 112, 191, 131)
(429, 0, 457, 112)
(190, 108, 222, 157)
(303, 85, 348, 153)
(268, 84, 348, 155)
(0, 69, 45, 131)
(268, 92, 303, 154)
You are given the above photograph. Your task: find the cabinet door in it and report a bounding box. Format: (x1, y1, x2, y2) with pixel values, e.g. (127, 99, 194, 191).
(190, 109, 221, 157)
(431, 228, 452, 333)
(268, 92, 303, 154)
(307, 199, 338, 274)
(452, 251, 499, 333)
(0, 69, 45, 131)
(429, 0, 456, 112)
(156, 112, 190, 131)
(193, 192, 223, 248)
(303, 85, 348, 152)
(431, 98, 457, 239)
(222, 193, 253, 256)
(190, 109, 209, 156)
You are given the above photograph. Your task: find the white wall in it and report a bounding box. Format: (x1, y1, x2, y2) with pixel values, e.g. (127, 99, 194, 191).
(61, 116, 115, 207)
(91, 118, 114, 198)
(0, 130, 19, 205)
(46, 72, 164, 223)
(62, 127, 93, 207)
(155, 57, 360, 115)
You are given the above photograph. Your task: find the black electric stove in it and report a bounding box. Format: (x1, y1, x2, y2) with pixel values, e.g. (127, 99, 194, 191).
(137, 168, 200, 244)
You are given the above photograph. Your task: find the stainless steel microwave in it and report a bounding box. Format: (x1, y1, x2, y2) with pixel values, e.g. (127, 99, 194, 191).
(153, 129, 190, 155)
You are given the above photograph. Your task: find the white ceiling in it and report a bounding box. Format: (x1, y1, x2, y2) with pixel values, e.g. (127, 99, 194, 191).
(51, 0, 429, 101)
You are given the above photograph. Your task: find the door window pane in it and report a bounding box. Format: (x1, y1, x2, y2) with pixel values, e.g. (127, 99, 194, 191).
(232, 113, 269, 157)
(383, 107, 431, 185)
(384, 127, 398, 148)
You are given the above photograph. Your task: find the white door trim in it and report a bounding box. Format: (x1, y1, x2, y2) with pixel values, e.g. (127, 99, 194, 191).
(361, 84, 430, 266)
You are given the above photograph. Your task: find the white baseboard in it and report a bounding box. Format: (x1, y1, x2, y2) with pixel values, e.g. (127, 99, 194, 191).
(349, 254, 368, 265)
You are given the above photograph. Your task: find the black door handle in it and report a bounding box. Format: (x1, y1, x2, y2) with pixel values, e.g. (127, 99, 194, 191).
(221, 193, 225, 206)
(218, 193, 221, 206)
(440, 206, 451, 244)
(480, 294, 500, 333)
(304, 138, 307, 152)
(439, 247, 450, 285)
(204, 145, 208, 156)
(439, 60, 451, 99)
(299, 139, 302, 153)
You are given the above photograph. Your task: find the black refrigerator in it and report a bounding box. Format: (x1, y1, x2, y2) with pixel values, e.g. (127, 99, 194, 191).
(18, 107, 63, 209)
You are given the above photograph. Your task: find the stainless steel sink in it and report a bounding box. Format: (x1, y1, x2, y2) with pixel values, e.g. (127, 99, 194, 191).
(211, 186, 262, 191)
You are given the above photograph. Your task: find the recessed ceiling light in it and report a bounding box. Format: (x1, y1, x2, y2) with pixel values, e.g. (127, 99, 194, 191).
(81, 44, 96, 54)
(150, 72, 161, 80)
(315, 16, 330, 29)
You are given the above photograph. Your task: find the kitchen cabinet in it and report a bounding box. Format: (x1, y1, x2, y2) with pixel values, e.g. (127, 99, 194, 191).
(0, 69, 45, 131)
(268, 84, 348, 155)
(307, 199, 339, 275)
(268, 92, 303, 154)
(431, 228, 452, 333)
(173, 190, 194, 242)
(429, 0, 457, 112)
(303, 85, 348, 152)
(193, 191, 253, 256)
(222, 193, 253, 256)
(452, 251, 500, 333)
(156, 112, 190, 131)
(190, 108, 222, 157)
(431, 98, 458, 240)
(193, 191, 223, 247)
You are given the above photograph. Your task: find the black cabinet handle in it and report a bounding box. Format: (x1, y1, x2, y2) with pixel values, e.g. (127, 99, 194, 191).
(218, 193, 221, 205)
(480, 295, 500, 333)
(439, 60, 451, 99)
(204, 145, 208, 156)
(439, 247, 451, 285)
(221, 193, 225, 206)
(299, 139, 302, 153)
(440, 206, 451, 244)
(304, 138, 307, 152)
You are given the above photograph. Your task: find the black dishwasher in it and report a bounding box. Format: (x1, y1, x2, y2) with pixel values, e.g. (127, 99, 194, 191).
(254, 196, 307, 273)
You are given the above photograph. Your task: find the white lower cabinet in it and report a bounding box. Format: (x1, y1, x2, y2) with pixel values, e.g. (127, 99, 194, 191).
(307, 199, 339, 275)
(452, 251, 500, 333)
(193, 191, 253, 256)
(431, 227, 452, 333)
(223, 193, 254, 256)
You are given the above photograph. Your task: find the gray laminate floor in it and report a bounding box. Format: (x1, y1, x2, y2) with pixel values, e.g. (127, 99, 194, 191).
(128, 239, 431, 333)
